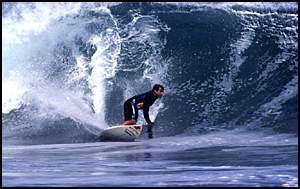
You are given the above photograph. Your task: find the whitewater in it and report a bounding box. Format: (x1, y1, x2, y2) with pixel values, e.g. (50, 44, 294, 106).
(2, 2, 298, 186)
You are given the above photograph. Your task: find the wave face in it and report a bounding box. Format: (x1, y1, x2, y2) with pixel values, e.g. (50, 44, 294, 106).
(2, 2, 298, 145)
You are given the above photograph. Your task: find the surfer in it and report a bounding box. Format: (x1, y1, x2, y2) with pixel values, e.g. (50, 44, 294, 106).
(122, 84, 164, 126)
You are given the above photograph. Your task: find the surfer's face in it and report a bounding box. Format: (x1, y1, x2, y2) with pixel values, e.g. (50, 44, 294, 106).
(154, 87, 164, 98)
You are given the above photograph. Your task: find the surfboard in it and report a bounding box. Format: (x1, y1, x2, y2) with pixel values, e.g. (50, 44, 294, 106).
(98, 124, 143, 142)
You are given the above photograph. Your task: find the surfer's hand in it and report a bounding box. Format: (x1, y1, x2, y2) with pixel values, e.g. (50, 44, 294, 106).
(137, 102, 144, 109)
(147, 122, 154, 138)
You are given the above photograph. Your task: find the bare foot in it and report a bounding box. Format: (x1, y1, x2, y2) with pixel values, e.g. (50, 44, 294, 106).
(122, 119, 137, 125)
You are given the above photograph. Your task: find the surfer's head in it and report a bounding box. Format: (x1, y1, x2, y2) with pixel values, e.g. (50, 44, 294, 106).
(153, 84, 164, 98)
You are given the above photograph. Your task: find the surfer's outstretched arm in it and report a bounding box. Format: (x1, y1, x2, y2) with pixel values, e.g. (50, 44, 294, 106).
(143, 106, 153, 125)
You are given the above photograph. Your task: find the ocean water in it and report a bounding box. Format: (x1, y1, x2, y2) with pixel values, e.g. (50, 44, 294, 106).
(2, 2, 298, 187)
(3, 130, 298, 187)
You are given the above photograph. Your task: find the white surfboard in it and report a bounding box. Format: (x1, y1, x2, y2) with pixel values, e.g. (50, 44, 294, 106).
(98, 124, 143, 142)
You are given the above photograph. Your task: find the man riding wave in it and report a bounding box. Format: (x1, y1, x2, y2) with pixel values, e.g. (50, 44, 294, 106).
(122, 84, 164, 126)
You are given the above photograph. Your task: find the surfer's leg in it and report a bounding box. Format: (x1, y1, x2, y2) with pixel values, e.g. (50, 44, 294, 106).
(124, 101, 132, 120)
(123, 100, 136, 125)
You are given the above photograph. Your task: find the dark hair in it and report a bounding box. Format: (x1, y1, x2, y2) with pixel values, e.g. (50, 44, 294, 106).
(153, 84, 164, 91)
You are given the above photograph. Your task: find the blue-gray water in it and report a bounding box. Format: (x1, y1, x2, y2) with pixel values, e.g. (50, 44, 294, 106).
(3, 130, 298, 187)
(2, 2, 298, 187)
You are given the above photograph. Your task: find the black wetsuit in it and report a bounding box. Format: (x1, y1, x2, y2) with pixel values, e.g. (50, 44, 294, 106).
(124, 90, 158, 124)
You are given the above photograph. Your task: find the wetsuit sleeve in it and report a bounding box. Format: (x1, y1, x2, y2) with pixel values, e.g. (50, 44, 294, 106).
(143, 106, 152, 124)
